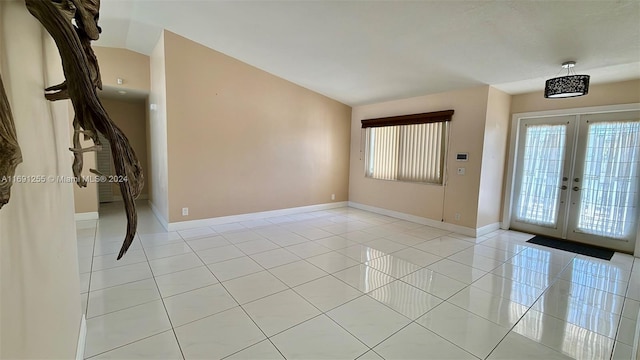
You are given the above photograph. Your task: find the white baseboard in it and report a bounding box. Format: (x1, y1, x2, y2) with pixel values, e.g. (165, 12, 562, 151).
(476, 222, 501, 237)
(148, 200, 169, 231)
(166, 202, 349, 231)
(348, 201, 496, 237)
(74, 212, 99, 221)
(76, 314, 86, 360)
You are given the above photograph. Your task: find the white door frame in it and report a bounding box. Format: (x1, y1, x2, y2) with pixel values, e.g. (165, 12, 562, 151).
(501, 103, 640, 256)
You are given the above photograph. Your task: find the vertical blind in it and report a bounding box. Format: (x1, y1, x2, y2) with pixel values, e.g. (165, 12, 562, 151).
(361, 110, 453, 185)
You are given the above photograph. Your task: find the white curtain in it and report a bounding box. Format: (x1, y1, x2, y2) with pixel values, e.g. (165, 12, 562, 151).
(577, 120, 640, 239)
(515, 124, 566, 226)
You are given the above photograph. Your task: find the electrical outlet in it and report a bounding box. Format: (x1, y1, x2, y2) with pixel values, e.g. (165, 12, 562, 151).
(454, 213, 461, 221)
(182, 207, 189, 216)
(331, 194, 336, 200)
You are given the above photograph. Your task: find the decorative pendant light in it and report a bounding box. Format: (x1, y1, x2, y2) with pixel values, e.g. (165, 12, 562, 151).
(544, 61, 590, 98)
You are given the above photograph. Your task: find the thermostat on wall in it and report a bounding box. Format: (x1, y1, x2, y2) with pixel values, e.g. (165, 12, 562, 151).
(456, 153, 469, 161)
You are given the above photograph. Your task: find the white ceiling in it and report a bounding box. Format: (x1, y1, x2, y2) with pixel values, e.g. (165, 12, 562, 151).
(95, 1, 640, 106)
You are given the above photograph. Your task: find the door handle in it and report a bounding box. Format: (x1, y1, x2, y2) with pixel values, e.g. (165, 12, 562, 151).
(561, 185, 568, 190)
(573, 186, 580, 191)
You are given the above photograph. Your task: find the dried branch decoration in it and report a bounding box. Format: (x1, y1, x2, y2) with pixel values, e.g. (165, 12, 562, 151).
(0, 75, 23, 209)
(26, 0, 143, 259)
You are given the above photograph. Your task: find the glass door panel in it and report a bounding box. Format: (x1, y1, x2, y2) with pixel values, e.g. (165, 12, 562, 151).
(511, 116, 576, 238)
(567, 111, 640, 252)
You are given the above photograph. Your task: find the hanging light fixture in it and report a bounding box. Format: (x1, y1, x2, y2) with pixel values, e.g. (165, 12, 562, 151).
(544, 61, 590, 98)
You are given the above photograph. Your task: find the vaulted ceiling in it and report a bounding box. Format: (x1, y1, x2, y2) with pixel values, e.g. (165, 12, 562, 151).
(96, 0, 640, 105)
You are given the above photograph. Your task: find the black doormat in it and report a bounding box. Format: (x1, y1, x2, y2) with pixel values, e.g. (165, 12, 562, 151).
(526, 235, 614, 260)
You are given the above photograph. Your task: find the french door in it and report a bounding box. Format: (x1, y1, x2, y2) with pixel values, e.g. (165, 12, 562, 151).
(510, 110, 640, 253)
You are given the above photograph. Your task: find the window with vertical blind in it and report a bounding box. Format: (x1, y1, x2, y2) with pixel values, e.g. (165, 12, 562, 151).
(361, 110, 453, 185)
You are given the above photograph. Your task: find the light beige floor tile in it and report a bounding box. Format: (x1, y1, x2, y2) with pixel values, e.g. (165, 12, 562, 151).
(417, 302, 510, 359)
(332, 264, 395, 293)
(243, 289, 320, 336)
(225, 340, 284, 360)
(269, 260, 327, 287)
(487, 332, 574, 360)
(87, 278, 159, 318)
(148, 252, 203, 276)
(271, 315, 368, 359)
(85, 300, 171, 358)
(285, 241, 333, 258)
(513, 309, 615, 360)
(327, 296, 411, 347)
(250, 248, 300, 269)
(366, 254, 421, 278)
(208, 256, 263, 281)
(369, 280, 443, 320)
(92, 249, 147, 272)
(294, 275, 363, 311)
(90, 330, 182, 359)
(164, 283, 237, 327)
(154, 266, 219, 298)
(186, 235, 230, 251)
(400, 268, 467, 299)
(175, 307, 265, 359)
(448, 286, 528, 328)
(426, 259, 487, 284)
(144, 241, 193, 260)
(374, 323, 476, 360)
(223, 271, 287, 304)
(196, 244, 245, 265)
(90, 262, 153, 291)
(306, 252, 359, 273)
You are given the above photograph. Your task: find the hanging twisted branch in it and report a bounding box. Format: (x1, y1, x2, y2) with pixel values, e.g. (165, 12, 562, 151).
(0, 74, 23, 209)
(26, 0, 143, 259)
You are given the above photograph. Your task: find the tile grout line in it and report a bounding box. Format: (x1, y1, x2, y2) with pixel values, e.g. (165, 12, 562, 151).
(482, 254, 581, 359)
(180, 234, 288, 360)
(138, 236, 187, 360)
(82, 221, 99, 318)
(84, 206, 632, 359)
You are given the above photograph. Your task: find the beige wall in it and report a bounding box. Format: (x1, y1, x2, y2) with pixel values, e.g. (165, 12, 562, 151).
(511, 79, 640, 114)
(477, 87, 511, 228)
(162, 30, 352, 222)
(0, 1, 81, 358)
(148, 33, 169, 221)
(349, 86, 491, 229)
(101, 97, 149, 198)
(93, 46, 150, 92)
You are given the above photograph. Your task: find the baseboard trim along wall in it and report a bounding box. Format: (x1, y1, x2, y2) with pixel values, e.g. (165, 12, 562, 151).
(74, 212, 99, 221)
(476, 222, 502, 237)
(148, 200, 169, 231)
(163, 202, 349, 232)
(348, 201, 499, 237)
(148, 199, 499, 236)
(76, 315, 86, 360)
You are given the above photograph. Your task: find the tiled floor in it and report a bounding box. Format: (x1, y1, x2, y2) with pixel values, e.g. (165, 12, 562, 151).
(77, 202, 640, 359)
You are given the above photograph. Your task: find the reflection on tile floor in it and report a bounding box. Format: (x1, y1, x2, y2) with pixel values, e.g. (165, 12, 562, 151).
(78, 202, 640, 359)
